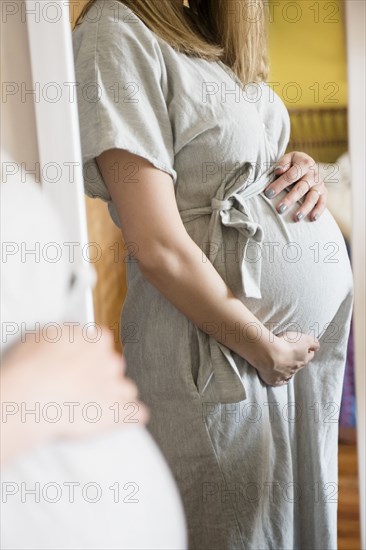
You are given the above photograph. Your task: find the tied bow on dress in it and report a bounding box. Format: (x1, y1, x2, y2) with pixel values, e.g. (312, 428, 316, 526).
(179, 163, 279, 403)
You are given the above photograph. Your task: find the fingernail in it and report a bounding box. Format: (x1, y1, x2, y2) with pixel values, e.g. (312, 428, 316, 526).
(278, 203, 287, 214)
(296, 212, 304, 221)
(313, 213, 319, 221)
(264, 188, 275, 198)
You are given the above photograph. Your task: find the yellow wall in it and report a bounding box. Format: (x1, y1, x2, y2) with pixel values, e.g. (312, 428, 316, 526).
(72, 0, 87, 25)
(268, 0, 348, 108)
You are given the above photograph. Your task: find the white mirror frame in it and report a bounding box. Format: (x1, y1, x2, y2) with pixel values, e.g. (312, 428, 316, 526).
(25, 0, 94, 324)
(345, 1, 366, 547)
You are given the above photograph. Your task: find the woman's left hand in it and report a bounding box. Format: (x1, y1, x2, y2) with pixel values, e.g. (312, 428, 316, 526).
(264, 151, 328, 222)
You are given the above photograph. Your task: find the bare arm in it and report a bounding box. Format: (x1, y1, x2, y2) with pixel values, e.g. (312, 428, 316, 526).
(96, 150, 319, 384)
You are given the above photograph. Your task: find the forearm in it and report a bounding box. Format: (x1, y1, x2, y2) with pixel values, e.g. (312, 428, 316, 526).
(140, 236, 275, 368)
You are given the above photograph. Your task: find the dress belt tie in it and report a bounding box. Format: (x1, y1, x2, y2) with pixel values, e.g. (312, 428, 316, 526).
(178, 164, 278, 403)
(211, 197, 234, 211)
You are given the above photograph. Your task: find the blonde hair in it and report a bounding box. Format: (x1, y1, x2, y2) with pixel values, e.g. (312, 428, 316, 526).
(74, 0, 269, 84)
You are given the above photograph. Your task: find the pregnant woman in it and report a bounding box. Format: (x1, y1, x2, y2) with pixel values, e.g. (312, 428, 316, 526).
(73, 1, 354, 548)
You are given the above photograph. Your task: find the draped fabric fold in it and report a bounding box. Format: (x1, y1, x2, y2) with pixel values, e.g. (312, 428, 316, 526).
(179, 164, 278, 403)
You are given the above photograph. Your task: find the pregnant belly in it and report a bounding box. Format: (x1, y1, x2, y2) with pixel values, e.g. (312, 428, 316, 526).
(235, 191, 354, 339)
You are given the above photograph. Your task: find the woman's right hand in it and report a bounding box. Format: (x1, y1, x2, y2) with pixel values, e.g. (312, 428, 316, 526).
(1, 325, 149, 466)
(254, 331, 320, 387)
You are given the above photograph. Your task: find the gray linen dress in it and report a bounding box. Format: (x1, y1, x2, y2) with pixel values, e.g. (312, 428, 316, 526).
(72, 1, 354, 548)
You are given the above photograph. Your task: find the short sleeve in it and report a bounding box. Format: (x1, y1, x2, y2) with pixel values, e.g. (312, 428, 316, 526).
(72, 0, 177, 208)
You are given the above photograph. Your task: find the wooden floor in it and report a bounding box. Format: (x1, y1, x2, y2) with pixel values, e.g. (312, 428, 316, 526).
(338, 441, 361, 550)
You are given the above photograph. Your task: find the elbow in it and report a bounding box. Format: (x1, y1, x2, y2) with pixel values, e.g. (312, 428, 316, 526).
(138, 245, 186, 288)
